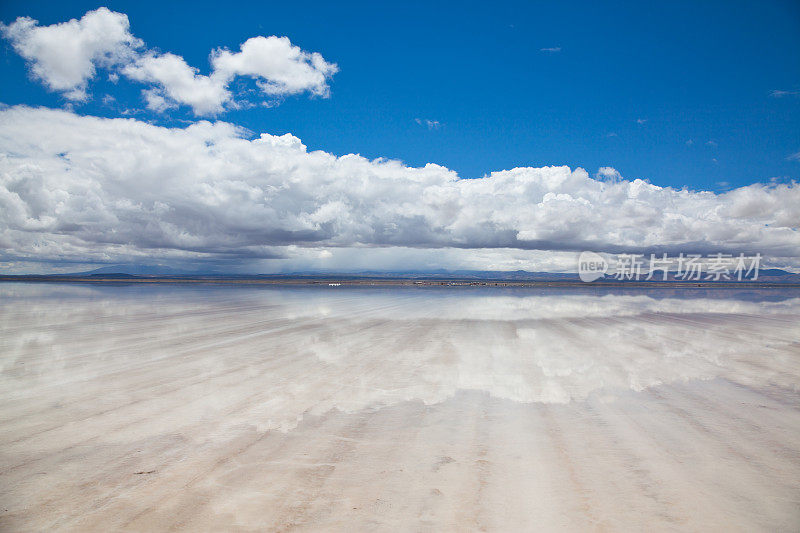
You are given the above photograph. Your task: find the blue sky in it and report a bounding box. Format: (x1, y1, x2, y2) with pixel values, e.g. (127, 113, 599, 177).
(2, 0, 799, 191)
(0, 2, 799, 274)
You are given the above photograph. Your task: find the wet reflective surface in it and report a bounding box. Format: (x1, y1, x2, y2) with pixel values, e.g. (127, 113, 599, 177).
(1, 283, 799, 531)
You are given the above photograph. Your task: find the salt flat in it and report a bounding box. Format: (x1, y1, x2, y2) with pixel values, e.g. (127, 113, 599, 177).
(0, 283, 799, 531)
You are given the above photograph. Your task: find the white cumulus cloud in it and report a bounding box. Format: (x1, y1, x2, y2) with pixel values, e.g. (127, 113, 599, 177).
(1, 8, 337, 115)
(122, 53, 231, 115)
(212, 36, 338, 98)
(0, 8, 141, 100)
(1, 106, 799, 271)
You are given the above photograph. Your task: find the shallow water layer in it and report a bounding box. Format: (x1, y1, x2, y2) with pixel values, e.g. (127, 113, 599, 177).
(0, 283, 799, 531)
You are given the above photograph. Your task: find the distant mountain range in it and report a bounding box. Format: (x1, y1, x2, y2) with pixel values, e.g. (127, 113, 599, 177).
(71, 264, 214, 276)
(10, 264, 795, 283)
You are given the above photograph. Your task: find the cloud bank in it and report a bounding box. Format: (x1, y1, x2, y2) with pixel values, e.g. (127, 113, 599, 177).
(1, 105, 798, 271)
(0, 8, 337, 115)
